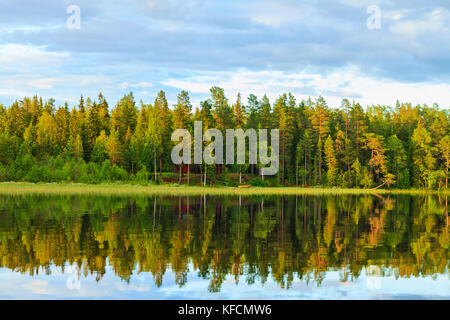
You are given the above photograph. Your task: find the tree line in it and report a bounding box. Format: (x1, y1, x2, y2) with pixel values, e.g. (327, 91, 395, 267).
(0, 87, 449, 189)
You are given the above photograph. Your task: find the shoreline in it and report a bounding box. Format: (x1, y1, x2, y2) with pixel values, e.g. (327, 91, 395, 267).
(0, 182, 447, 196)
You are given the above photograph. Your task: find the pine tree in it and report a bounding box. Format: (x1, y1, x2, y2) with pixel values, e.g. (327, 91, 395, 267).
(310, 96, 330, 183)
(350, 102, 368, 162)
(6, 101, 27, 138)
(107, 128, 122, 166)
(439, 135, 450, 189)
(153, 90, 173, 177)
(92, 130, 108, 164)
(210, 86, 232, 175)
(363, 132, 388, 186)
(334, 126, 346, 185)
(86, 101, 102, 160)
(55, 104, 70, 150)
(36, 111, 58, 156)
(114, 92, 138, 140)
(210, 86, 233, 130)
(146, 104, 162, 182)
(73, 134, 84, 160)
(273, 94, 288, 183)
(246, 94, 260, 130)
(260, 95, 272, 129)
(78, 95, 85, 114)
(232, 93, 246, 128)
(386, 134, 408, 188)
(324, 135, 337, 186)
(300, 129, 313, 186)
(198, 100, 215, 185)
(98, 93, 111, 134)
(285, 93, 299, 184)
(412, 123, 436, 188)
(173, 90, 193, 183)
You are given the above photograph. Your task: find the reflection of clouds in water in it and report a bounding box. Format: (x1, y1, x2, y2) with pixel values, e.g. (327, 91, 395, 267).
(117, 275, 151, 292)
(22, 280, 51, 295)
(0, 267, 448, 300)
(117, 283, 151, 292)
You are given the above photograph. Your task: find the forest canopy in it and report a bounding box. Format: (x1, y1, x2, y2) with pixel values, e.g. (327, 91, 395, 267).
(0, 88, 448, 189)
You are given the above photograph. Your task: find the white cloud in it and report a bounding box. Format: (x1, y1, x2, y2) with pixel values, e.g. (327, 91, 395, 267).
(120, 81, 153, 89)
(250, 1, 314, 28)
(390, 7, 450, 39)
(22, 280, 51, 295)
(0, 74, 114, 104)
(27, 78, 60, 90)
(0, 44, 69, 65)
(0, 88, 30, 98)
(162, 67, 450, 108)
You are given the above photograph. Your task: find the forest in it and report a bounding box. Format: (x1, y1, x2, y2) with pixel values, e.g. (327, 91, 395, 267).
(0, 87, 449, 189)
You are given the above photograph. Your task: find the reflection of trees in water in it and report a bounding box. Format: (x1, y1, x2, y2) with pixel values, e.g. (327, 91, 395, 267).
(0, 194, 448, 292)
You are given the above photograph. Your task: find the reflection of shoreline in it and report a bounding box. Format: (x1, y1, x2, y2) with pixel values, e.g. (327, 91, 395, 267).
(0, 182, 449, 196)
(0, 194, 448, 292)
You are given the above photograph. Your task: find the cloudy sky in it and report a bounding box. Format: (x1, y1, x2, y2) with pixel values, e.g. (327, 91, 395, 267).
(1, 0, 449, 108)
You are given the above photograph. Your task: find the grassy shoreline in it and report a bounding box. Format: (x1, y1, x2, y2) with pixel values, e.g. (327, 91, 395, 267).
(0, 182, 447, 196)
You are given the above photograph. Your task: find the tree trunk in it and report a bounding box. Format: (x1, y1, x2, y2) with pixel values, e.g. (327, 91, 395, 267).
(187, 164, 190, 185)
(159, 155, 162, 179)
(154, 146, 157, 182)
(445, 195, 448, 234)
(372, 180, 387, 190)
(304, 149, 307, 186)
(282, 130, 285, 185)
(346, 115, 350, 185)
(446, 158, 448, 189)
(318, 150, 322, 182)
(356, 118, 359, 160)
(348, 161, 351, 186)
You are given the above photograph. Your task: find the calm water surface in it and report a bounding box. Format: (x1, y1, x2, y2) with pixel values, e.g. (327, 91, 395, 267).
(0, 194, 448, 299)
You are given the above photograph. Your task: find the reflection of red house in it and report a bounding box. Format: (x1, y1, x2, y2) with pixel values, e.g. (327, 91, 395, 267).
(172, 202, 200, 213)
(174, 165, 190, 173)
(173, 204, 190, 212)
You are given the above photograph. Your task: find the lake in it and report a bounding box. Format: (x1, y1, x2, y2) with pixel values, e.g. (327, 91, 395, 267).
(0, 193, 448, 299)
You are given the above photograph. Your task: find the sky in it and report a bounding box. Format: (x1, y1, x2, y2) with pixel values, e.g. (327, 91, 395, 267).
(0, 0, 449, 109)
(1, 265, 449, 299)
